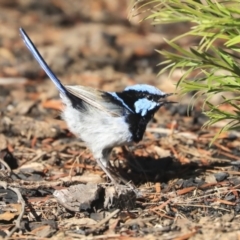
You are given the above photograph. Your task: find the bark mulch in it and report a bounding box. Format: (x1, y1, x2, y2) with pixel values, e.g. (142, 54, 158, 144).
(1, 1, 240, 239)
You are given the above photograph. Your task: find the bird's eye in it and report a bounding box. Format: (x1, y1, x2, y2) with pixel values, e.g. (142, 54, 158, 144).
(147, 95, 153, 101)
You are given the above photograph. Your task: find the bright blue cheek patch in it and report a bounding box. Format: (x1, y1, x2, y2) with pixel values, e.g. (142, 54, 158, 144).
(134, 98, 158, 116)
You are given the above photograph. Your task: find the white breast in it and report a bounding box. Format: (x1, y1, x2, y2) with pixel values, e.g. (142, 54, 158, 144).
(60, 95, 132, 159)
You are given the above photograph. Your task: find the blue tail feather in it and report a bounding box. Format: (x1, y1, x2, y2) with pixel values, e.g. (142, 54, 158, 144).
(19, 28, 66, 94)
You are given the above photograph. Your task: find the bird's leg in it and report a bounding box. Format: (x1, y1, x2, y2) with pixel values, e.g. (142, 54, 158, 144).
(97, 157, 140, 196)
(92, 148, 117, 183)
(97, 149, 138, 194)
(95, 157, 118, 184)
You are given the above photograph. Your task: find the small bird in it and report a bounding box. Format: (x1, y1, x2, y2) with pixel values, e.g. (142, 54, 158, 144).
(19, 28, 173, 185)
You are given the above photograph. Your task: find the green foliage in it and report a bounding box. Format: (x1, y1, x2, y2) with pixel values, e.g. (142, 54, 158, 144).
(130, 0, 240, 140)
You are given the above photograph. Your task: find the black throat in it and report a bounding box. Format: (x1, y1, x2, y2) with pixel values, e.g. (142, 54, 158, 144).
(126, 113, 154, 142)
(115, 91, 159, 143)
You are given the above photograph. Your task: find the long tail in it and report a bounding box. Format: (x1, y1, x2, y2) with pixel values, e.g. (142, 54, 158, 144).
(19, 28, 67, 94)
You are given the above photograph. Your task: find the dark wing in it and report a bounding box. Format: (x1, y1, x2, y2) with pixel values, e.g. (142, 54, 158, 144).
(66, 85, 124, 117)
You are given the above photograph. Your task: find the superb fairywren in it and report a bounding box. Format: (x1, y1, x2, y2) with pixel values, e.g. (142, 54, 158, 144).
(19, 28, 173, 184)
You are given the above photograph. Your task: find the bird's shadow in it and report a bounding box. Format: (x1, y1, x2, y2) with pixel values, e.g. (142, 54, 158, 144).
(114, 153, 231, 186)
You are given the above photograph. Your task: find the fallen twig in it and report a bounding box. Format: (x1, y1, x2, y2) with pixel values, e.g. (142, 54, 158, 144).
(6, 187, 26, 238)
(88, 209, 120, 233)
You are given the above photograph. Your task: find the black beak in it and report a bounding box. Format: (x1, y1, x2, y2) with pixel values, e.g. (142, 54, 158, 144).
(158, 93, 177, 105)
(164, 93, 175, 97)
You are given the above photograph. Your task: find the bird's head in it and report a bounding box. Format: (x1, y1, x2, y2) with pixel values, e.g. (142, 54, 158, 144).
(120, 84, 174, 117)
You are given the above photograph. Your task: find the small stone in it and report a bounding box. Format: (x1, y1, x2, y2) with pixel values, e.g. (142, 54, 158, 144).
(224, 194, 236, 202)
(214, 172, 229, 182)
(235, 204, 240, 213)
(131, 224, 139, 230)
(90, 212, 105, 221)
(53, 183, 100, 212)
